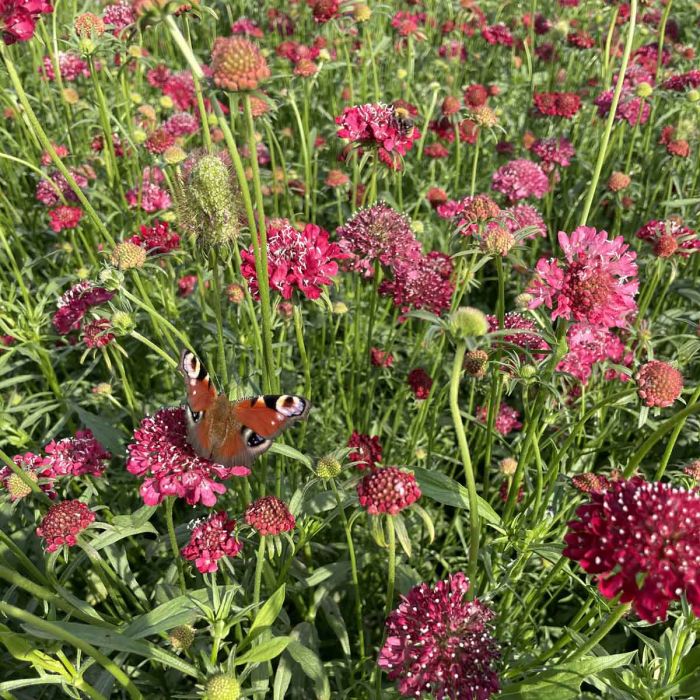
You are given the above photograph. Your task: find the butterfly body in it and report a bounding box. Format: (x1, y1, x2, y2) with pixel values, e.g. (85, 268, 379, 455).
(178, 349, 310, 467)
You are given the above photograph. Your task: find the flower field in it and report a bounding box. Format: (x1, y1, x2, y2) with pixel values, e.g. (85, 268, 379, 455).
(1, 0, 700, 698)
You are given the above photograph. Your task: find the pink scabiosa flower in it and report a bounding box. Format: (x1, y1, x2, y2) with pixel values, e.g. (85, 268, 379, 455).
(48, 205, 83, 232)
(52, 281, 113, 336)
(557, 324, 629, 385)
(129, 219, 180, 254)
(40, 52, 89, 81)
(564, 477, 700, 622)
(1, 0, 53, 45)
(407, 368, 432, 399)
(371, 347, 394, 368)
(491, 159, 549, 202)
(245, 496, 295, 535)
(533, 91, 581, 118)
(36, 169, 88, 207)
(532, 136, 575, 169)
(476, 403, 522, 435)
(335, 103, 420, 171)
(0, 452, 55, 501)
(378, 572, 500, 700)
(144, 127, 175, 155)
(487, 312, 549, 356)
(636, 360, 683, 408)
(528, 227, 638, 328)
(181, 512, 243, 574)
(503, 203, 547, 238)
(594, 89, 650, 127)
(81, 317, 115, 348)
(102, 1, 134, 33)
(241, 220, 348, 301)
(635, 219, 699, 258)
(348, 431, 383, 471)
(126, 168, 171, 213)
(482, 22, 513, 46)
(357, 467, 421, 515)
(164, 111, 199, 137)
(446, 194, 502, 236)
(380, 251, 455, 319)
(210, 36, 270, 92)
(126, 407, 250, 507)
(178, 274, 197, 297)
(36, 500, 95, 552)
(231, 17, 263, 37)
(336, 202, 422, 277)
(44, 428, 110, 477)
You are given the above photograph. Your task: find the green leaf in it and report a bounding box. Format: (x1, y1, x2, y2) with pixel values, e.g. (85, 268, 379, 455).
(242, 585, 286, 648)
(393, 515, 412, 558)
(499, 652, 637, 699)
(286, 640, 330, 700)
(111, 504, 158, 529)
(269, 443, 313, 468)
(672, 645, 700, 696)
(236, 636, 291, 665)
(74, 406, 125, 455)
(123, 595, 201, 639)
(88, 522, 158, 551)
(413, 467, 504, 530)
(319, 597, 350, 657)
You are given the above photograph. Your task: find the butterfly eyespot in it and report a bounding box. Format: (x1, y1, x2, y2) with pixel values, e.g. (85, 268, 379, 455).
(247, 431, 266, 447)
(187, 406, 203, 423)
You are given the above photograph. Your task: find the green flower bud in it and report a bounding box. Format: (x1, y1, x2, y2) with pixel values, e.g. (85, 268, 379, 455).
(520, 364, 537, 380)
(168, 625, 195, 652)
(205, 673, 241, 700)
(98, 267, 125, 292)
(688, 89, 700, 103)
(449, 306, 488, 339)
(111, 311, 135, 336)
(316, 455, 342, 479)
(514, 293, 533, 310)
(635, 82, 653, 98)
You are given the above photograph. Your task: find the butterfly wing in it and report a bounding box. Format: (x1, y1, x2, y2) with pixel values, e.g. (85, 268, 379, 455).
(178, 349, 218, 459)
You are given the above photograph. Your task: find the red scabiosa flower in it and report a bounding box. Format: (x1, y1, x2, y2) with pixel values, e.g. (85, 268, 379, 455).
(129, 219, 181, 254)
(357, 466, 421, 515)
(335, 103, 420, 171)
(464, 84, 488, 109)
(44, 429, 110, 477)
(564, 477, 700, 622)
(127, 407, 250, 507)
(482, 22, 513, 46)
(181, 512, 243, 574)
(636, 219, 699, 258)
(0, 452, 55, 501)
(487, 312, 549, 356)
(178, 274, 197, 297)
(309, 0, 339, 23)
(48, 205, 83, 232)
(527, 226, 638, 328)
(337, 202, 422, 277)
(163, 112, 199, 137)
(241, 220, 348, 300)
(662, 70, 700, 91)
(245, 496, 295, 535)
(52, 281, 113, 336)
(533, 91, 581, 118)
(491, 159, 549, 202)
(36, 500, 95, 552)
(407, 368, 432, 399)
(476, 403, 522, 435)
(81, 318, 115, 348)
(378, 572, 500, 699)
(567, 31, 594, 49)
(447, 194, 502, 235)
(636, 360, 683, 408)
(370, 347, 394, 368)
(348, 431, 383, 471)
(1, 0, 53, 45)
(145, 127, 175, 155)
(210, 36, 270, 92)
(532, 136, 575, 169)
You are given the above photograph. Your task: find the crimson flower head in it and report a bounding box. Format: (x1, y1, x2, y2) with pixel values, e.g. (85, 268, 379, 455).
(378, 572, 500, 699)
(181, 512, 243, 574)
(48, 206, 83, 232)
(527, 226, 638, 328)
(245, 496, 295, 536)
(491, 159, 549, 202)
(52, 281, 113, 336)
(476, 403, 522, 435)
(241, 220, 348, 300)
(82, 317, 115, 348)
(44, 429, 110, 477)
(336, 103, 420, 171)
(636, 360, 683, 408)
(532, 136, 575, 169)
(1, 0, 52, 45)
(129, 219, 181, 255)
(407, 368, 432, 399)
(308, 0, 338, 23)
(635, 219, 699, 258)
(564, 477, 700, 622)
(348, 431, 383, 471)
(127, 408, 250, 507)
(533, 91, 581, 118)
(357, 466, 421, 515)
(36, 499, 95, 552)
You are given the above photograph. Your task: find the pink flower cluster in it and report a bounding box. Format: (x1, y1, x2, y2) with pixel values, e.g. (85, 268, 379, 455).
(126, 407, 250, 507)
(36, 499, 95, 552)
(36, 169, 89, 207)
(356, 467, 421, 515)
(0, 452, 55, 500)
(44, 429, 111, 477)
(476, 403, 522, 435)
(129, 219, 181, 255)
(40, 52, 90, 81)
(1, 0, 52, 45)
(491, 159, 549, 202)
(241, 220, 348, 301)
(635, 219, 699, 258)
(126, 167, 172, 213)
(181, 512, 243, 573)
(336, 103, 420, 171)
(245, 496, 296, 535)
(557, 324, 631, 385)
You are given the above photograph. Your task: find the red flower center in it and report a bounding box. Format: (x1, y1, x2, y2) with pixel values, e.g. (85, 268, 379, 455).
(567, 261, 615, 313)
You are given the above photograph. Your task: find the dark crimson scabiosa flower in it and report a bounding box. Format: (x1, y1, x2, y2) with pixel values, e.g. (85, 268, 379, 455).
(52, 281, 113, 336)
(36, 500, 95, 552)
(127, 407, 250, 507)
(564, 477, 700, 622)
(482, 22, 513, 46)
(595, 89, 650, 127)
(464, 84, 488, 108)
(533, 91, 581, 118)
(0, 452, 55, 501)
(241, 220, 348, 300)
(407, 368, 432, 399)
(129, 219, 180, 254)
(662, 70, 700, 92)
(636, 219, 699, 258)
(491, 159, 549, 202)
(81, 318, 115, 349)
(308, 0, 339, 23)
(348, 431, 383, 471)
(144, 127, 175, 155)
(571, 472, 612, 494)
(48, 205, 83, 232)
(378, 572, 500, 699)
(532, 136, 575, 169)
(1, 0, 53, 45)
(357, 466, 421, 515)
(527, 226, 638, 328)
(245, 496, 295, 535)
(636, 360, 683, 408)
(370, 347, 394, 368)
(335, 103, 420, 171)
(567, 31, 594, 49)
(44, 429, 110, 477)
(210, 36, 270, 91)
(181, 512, 243, 574)
(337, 202, 421, 277)
(476, 403, 522, 435)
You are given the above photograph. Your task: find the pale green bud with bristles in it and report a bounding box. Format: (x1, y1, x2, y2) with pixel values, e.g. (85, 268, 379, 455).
(317, 455, 342, 479)
(98, 267, 124, 292)
(635, 82, 653, 98)
(168, 625, 195, 652)
(111, 311, 135, 336)
(204, 673, 241, 700)
(449, 307, 488, 340)
(514, 292, 533, 310)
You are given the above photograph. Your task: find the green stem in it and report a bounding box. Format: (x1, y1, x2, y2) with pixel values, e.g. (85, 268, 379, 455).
(565, 603, 631, 662)
(654, 385, 700, 480)
(253, 536, 266, 606)
(470, 131, 481, 196)
(165, 497, 186, 594)
(210, 249, 228, 386)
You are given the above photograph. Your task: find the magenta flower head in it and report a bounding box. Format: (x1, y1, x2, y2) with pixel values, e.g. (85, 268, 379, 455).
(181, 512, 243, 574)
(241, 220, 348, 300)
(357, 467, 421, 515)
(476, 403, 522, 435)
(564, 477, 700, 623)
(44, 428, 110, 477)
(52, 281, 113, 336)
(378, 572, 500, 699)
(36, 499, 95, 552)
(528, 226, 638, 328)
(348, 431, 383, 471)
(491, 159, 549, 202)
(245, 496, 296, 536)
(1, 0, 53, 45)
(127, 408, 250, 507)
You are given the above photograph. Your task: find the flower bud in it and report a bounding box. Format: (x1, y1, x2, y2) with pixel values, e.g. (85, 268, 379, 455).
(7, 471, 37, 500)
(688, 89, 700, 103)
(168, 625, 195, 652)
(354, 4, 371, 21)
(499, 457, 517, 476)
(111, 311, 135, 336)
(449, 307, 488, 339)
(514, 292, 533, 310)
(163, 145, 186, 165)
(332, 301, 348, 315)
(159, 95, 174, 110)
(111, 241, 146, 270)
(205, 673, 241, 700)
(316, 455, 342, 479)
(98, 267, 125, 292)
(635, 82, 653, 98)
(463, 349, 488, 378)
(520, 364, 537, 380)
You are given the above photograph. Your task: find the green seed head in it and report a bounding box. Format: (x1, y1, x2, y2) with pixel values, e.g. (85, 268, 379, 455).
(316, 455, 342, 479)
(449, 307, 489, 340)
(168, 625, 195, 652)
(205, 673, 241, 700)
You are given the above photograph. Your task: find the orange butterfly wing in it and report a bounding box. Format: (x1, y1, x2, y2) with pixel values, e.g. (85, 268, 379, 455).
(232, 396, 311, 439)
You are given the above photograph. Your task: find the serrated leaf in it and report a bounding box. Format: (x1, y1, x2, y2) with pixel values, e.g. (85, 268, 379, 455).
(236, 636, 291, 665)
